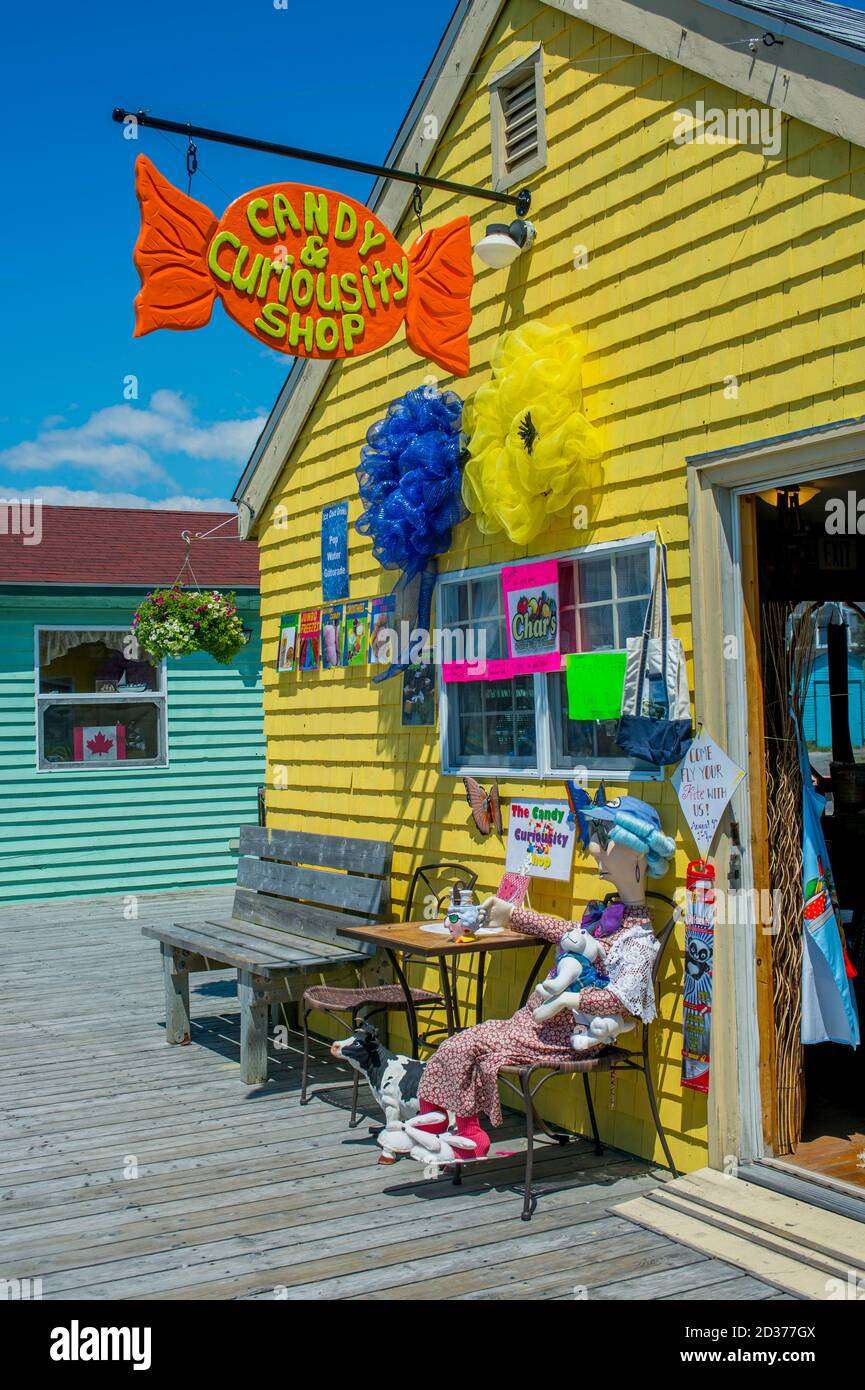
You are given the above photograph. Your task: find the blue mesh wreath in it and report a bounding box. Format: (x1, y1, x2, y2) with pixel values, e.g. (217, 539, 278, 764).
(355, 386, 467, 580)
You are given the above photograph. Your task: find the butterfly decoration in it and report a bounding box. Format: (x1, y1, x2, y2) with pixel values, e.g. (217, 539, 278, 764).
(462, 776, 503, 837)
(564, 779, 607, 850)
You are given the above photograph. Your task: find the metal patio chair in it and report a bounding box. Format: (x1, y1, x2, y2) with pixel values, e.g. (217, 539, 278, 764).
(300, 861, 477, 1124)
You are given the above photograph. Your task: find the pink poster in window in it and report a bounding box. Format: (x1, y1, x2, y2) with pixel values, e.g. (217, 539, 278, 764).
(442, 558, 561, 683)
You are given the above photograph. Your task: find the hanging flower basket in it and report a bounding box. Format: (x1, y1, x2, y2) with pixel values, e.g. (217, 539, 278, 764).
(132, 587, 246, 664)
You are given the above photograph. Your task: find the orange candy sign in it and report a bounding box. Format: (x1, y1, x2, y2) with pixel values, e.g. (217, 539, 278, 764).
(132, 156, 474, 375)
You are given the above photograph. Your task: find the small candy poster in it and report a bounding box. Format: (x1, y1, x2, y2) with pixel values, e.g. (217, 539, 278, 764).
(321, 603, 344, 669)
(505, 798, 576, 881)
(501, 559, 561, 676)
(343, 600, 369, 667)
(297, 608, 322, 672)
(276, 613, 298, 673)
(671, 729, 745, 858)
(369, 595, 396, 664)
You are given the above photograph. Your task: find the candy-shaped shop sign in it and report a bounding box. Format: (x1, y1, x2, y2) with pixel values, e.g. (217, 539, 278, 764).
(131, 156, 474, 376)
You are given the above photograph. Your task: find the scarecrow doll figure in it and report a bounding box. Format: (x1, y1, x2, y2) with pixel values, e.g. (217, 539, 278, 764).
(377, 797, 675, 1164)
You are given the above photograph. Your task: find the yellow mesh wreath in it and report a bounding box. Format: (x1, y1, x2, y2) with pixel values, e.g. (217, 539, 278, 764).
(461, 321, 602, 545)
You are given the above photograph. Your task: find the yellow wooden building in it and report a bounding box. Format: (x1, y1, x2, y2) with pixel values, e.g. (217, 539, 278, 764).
(235, 0, 865, 1184)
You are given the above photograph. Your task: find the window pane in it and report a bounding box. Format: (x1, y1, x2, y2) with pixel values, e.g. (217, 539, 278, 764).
(476, 618, 505, 662)
(39, 701, 164, 766)
(558, 560, 576, 609)
(515, 709, 537, 757)
(39, 630, 159, 695)
(439, 581, 506, 663)
(547, 671, 653, 772)
(470, 577, 502, 619)
(485, 714, 514, 758)
(439, 584, 468, 625)
(457, 714, 485, 758)
(514, 675, 535, 709)
(485, 679, 515, 710)
(450, 674, 536, 768)
(617, 599, 648, 645)
(580, 605, 615, 651)
(577, 557, 612, 603)
(458, 680, 484, 714)
(615, 549, 651, 598)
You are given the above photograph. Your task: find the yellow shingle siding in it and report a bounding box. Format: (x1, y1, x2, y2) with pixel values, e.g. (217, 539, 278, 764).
(257, 0, 865, 1173)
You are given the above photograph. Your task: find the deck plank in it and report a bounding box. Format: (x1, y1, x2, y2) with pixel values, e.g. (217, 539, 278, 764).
(0, 890, 790, 1301)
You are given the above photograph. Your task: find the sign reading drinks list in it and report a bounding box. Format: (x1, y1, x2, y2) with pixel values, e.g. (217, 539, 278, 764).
(321, 502, 349, 601)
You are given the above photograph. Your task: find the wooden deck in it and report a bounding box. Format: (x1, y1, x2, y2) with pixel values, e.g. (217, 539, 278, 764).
(0, 891, 795, 1301)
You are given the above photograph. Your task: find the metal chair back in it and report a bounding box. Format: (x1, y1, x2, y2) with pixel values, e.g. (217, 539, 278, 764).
(404, 861, 479, 921)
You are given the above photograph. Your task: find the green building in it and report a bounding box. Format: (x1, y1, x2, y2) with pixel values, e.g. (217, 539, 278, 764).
(0, 505, 263, 902)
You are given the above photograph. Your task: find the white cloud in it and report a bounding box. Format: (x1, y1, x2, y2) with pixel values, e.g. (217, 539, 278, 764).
(0, 390, 266, 483)
(25, 487, 236, 512)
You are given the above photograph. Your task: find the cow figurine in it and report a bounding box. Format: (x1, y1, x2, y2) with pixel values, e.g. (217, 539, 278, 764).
(330, 1024, 423, 1158)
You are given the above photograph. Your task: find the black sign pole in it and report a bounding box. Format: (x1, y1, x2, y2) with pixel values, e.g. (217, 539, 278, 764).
(111, 108, 532, 217)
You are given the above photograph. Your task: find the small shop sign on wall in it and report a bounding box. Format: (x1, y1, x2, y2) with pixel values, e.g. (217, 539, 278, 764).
(671, 728, 745, 858)
(501, 559, 561, 675)
(277, 614, 298, 673)
(505, 797, 577, 881)
(321, 502, 349, 601)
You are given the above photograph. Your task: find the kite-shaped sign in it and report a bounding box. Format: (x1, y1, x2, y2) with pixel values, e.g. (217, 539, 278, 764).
(130, 156, 474, 376)
(671, 728, 745, 858)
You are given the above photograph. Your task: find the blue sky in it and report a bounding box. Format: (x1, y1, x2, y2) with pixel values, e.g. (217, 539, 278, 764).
(2, 1, 864, 512)
(0, 0, 457, 510)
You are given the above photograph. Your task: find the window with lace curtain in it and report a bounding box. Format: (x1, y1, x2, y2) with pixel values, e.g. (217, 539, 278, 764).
(35, 627, 167, 770)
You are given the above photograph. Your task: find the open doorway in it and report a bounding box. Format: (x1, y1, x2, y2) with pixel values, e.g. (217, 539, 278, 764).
(749, 473, 865, 1192)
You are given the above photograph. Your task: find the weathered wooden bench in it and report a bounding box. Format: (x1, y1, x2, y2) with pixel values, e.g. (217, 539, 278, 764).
(142, 826, 393, 1083)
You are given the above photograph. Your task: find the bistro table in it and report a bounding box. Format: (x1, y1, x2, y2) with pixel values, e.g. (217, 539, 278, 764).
(336, 918, 551, 1053)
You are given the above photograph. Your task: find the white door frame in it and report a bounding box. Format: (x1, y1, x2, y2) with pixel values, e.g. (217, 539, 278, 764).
(686, 416, 865, 1170)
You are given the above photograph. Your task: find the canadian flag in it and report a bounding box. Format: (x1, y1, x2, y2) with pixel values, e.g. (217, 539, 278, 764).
(73, 725, 127, 762)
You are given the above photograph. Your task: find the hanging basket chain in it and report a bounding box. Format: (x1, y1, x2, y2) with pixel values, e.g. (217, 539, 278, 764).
(186, 132, 198, 195)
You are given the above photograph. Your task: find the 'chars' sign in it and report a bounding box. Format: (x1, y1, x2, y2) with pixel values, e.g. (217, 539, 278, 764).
(130, 157, 474, 376)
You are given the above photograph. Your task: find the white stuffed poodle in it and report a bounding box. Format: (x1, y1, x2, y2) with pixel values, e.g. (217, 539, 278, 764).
(533, 926, 634, 1053)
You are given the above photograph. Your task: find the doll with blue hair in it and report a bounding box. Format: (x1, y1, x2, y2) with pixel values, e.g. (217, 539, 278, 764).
(533, 796, 676, 1051)
(376, 794, 676, 1166)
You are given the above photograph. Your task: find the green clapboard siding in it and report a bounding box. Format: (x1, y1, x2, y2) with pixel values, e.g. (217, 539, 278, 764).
(0, 590, 265, 902)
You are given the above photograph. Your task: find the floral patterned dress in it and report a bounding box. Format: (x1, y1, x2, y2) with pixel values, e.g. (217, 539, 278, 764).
(417, 901, 657, 1126)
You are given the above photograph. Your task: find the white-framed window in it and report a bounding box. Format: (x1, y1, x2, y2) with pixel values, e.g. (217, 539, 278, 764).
(438, 536, 660, 780)
(489, 46, 547, 191)
(35, 627, 168, 771)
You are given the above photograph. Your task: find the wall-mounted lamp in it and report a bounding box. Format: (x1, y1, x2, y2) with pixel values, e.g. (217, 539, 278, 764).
(474, 218, 536, 268)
